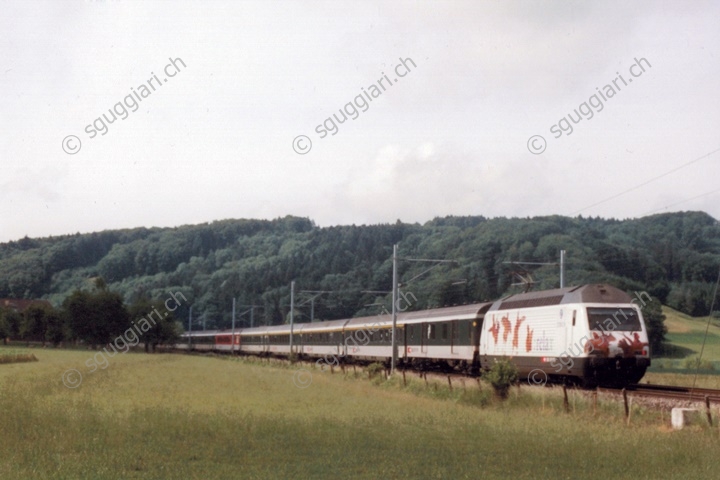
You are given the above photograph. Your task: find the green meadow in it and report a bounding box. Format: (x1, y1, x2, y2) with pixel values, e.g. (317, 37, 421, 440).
(647, 307, 720, 379)
(0, 346, 719, 480)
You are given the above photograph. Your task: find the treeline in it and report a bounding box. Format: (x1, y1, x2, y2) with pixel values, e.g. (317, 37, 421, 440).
(0, 212, 718, 344)
(0, 279, 181, 351)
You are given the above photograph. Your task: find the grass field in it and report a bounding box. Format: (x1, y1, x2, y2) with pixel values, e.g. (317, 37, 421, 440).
(648, 307, 720, 377)
(0, 347, 719, 479)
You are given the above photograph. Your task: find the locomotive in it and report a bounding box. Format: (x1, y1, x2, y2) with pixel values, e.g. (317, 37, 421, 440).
(178, 284, 651, 387)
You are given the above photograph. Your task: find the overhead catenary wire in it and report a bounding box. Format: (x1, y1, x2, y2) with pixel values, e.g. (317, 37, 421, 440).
(642, 187, 720, 216)
(569, 146, 720, 216)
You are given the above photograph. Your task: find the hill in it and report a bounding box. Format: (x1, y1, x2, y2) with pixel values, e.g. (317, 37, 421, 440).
(0, 212, 718, 335)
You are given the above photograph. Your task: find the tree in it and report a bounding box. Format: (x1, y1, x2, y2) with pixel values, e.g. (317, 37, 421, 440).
(127, 297, 181, 352)
(642, 297, 667, 355)
(45, 309, 69, 346)
(0, 309, 9, 344)
(63, 290, 95, 345)
(63, 286, 130, 347)
(20, 304, 51, 345)
(2, 309, 22, 341)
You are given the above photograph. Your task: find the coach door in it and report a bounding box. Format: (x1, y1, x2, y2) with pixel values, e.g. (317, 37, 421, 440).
(450, 321, 458, 355)
(566, 309, 576, 355)
(555, 308, 569, 360)
(421, 322, 428, 354)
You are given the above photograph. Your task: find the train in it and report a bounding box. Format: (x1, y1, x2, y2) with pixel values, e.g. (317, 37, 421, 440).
(177, 284, 651, 387)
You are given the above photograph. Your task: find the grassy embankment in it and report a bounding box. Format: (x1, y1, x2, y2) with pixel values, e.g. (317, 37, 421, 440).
(0, 346, 719, 480)
(644, 306, 720, 386)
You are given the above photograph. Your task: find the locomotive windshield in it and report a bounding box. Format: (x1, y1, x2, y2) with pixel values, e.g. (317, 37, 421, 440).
(587, 307, 641, 332)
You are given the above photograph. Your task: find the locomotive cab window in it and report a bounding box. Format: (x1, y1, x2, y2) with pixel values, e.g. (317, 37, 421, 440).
(587, 308, 641, 332)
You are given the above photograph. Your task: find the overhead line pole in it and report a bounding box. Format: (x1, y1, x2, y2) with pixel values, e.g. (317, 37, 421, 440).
(390, 245, 458, 376)
(299, 290, 334, 322)
(238, 304, 262, 327)
(503, 250, 567, 289)
(188, 306, 192, 350)
(391, 244, 399, 376)
(231, 298, 236, 355)
(289, 280, 295, 353)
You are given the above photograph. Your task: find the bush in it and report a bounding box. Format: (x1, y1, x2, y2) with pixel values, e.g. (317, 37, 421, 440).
(367, 362, 386, 379)
(0, 351, 38, 364)
(484, 358, 519, 399)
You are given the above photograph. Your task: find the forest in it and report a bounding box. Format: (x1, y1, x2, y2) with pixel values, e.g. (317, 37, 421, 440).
(1, 211, 719, 354)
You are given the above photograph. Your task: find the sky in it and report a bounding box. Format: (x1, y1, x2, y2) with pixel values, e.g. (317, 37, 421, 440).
(1, 0, 719, 243)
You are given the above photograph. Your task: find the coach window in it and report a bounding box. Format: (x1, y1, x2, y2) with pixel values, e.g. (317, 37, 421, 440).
(441, 323, 448, 340)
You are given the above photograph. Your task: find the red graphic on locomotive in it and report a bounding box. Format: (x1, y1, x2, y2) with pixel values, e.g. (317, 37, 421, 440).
(512, 314, 525, 351)
(501, 315, 512, 343)
(525, 324, 533, 352)
(489, 314, 534, 353)
(489, 316, 500, 344)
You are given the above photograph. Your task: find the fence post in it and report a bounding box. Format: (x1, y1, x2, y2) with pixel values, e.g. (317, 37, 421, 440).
(622, 388, 630, 424)
(706, 396, 713, 427)
(593, 388, 598, 416)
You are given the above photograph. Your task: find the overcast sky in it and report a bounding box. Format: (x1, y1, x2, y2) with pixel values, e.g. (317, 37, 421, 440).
(1, 0, 719, 242)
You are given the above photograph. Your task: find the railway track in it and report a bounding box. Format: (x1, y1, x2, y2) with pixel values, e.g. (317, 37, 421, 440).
(602, 383, 720, 404)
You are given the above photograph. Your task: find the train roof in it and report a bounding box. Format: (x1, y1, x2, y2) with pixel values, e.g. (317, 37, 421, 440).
(181, 330, 219, 337)
(184, 303, 496, 337)
(490, 284, 634, 311)
(398, 303, 493, 324)
(343, 302, 493, 329)
(295, 318, 350, 333)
